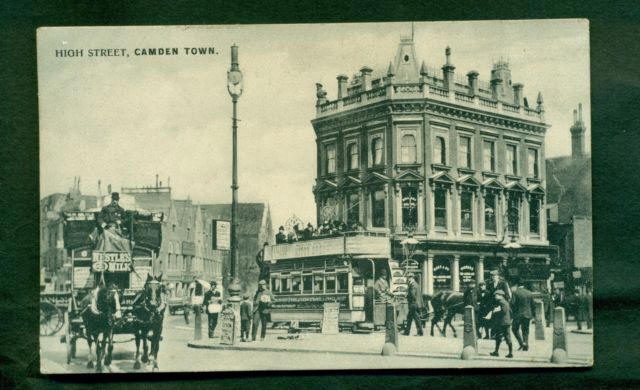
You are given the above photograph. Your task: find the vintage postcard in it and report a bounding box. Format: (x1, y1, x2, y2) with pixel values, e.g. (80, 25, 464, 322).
(38, 20, 592, 373)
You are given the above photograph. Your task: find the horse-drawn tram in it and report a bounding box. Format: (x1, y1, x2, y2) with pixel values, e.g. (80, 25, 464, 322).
(55, 210, 164, 371)
(264, 231, 406, 330)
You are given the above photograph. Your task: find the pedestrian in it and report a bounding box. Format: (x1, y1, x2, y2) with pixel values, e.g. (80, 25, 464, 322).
(240, 293, 252, 342)
(403, 272, 424, 336)
(487, 269, 512, 302)
(202, 281, 222, 338)
(510, 280, 535, 351)
(490, 289, 514, 358)
(476, 282, 492, 339)
(252, 280, 274, 341)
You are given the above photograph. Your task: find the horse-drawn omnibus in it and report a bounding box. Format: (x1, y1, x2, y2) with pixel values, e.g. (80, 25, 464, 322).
(263, 231, 407, 330)
(57, 210, 164, 368)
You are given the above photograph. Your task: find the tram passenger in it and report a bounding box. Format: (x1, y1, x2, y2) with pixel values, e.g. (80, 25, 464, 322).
(374, 269, 392, 302)
(275, 226, 287, 244)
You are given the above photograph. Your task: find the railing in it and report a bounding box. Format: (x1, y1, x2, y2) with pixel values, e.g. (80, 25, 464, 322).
(429, 85, 449, 98)
(394, 84, 422, 93)
(524, 107, 539, 117)
(366, 87, 386, 99)
(455, 92, 474, 103)
(320, 101, 338, 112)
(264, 231, 390, 261)
(503, 102, 520, 113)
(479, 97, 497, 109)
(343, 94, 362, 106)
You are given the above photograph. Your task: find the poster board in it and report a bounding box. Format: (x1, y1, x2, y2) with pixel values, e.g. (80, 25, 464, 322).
(73, 267, 94, 289)
(212, 220, 231, 250)
(321, 301, 340, 334)
(219, 306, 236, 345)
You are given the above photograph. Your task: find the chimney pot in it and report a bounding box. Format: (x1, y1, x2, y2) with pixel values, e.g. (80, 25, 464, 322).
(360, 66, 373, 91)
(337, 74, 348, 99)
(467, 70, 479, 96)
(512, 83, 524, 106)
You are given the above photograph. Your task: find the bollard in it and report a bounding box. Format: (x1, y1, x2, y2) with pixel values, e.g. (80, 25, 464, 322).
(194, 306, 202, 341)
(461, 305, 477, 360)
(382, 302, 399, 354)
(551, 306, 568, 363)
(534, 300, 546, 341)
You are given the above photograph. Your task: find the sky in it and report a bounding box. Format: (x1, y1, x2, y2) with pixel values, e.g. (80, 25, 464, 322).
(38, 20, 590, 229)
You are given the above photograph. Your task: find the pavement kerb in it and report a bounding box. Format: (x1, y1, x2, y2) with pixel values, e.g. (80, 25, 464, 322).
(186, 341, 590, 366)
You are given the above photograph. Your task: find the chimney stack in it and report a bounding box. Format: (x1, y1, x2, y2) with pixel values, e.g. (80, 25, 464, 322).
(360, 66, 373, 91)
(571, 103, 586, 158)
(513, 83, 524, 106)
(337, 75, 348, 99)
(442, 46, 456, 91)
(491, 78, 503, 100)
(467, 70, 479, 96)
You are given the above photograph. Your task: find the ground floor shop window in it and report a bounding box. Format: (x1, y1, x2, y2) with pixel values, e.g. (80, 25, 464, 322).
(433, 257, 452, 291)
(459, 258, 476, 291)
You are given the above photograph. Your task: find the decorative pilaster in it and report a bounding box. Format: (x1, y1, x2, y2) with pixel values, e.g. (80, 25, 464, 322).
(452, 255, 460, 292)
(426, 254, 434, 295)
(476, 256, 485, 284)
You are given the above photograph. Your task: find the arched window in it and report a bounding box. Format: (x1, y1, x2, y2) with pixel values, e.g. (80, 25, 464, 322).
(347, 143, 359, 170)
(372, 138, 384, 166)
(434, 136, 446, 165)
(401, 134, 417, 164)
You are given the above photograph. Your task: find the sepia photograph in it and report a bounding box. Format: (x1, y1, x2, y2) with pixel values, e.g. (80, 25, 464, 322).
(37, 20, 592, 373)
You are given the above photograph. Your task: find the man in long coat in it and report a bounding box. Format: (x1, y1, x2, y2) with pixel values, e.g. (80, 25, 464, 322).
(511, 281, 535, 351)
(403, 272, 424, 336)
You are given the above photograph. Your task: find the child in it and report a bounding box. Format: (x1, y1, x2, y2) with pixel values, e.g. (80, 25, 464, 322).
(240, 293, 252, 342)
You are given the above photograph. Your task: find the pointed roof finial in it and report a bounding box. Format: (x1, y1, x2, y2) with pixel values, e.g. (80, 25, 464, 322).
(420, 61, 428, 76)
(536, 92, 544, 105)
(387, 61, 395, 77)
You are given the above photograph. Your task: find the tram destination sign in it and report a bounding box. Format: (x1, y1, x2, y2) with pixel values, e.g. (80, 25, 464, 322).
(92, 251, 132, 272)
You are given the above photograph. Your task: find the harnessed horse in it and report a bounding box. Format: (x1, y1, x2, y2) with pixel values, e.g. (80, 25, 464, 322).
(425, 291, 465, 337)
(132, 274, 166, 371)
(79, 282, 121, 372)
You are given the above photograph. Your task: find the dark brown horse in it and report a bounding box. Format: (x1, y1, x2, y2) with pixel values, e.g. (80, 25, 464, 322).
(79, 283, 121, 372)
(132, 274, 166, 371)
(425, 291, 465, 337)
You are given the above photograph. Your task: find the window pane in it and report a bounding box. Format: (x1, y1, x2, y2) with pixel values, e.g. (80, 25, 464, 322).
(347, 193, 360, 226)
(291, 275, 301, 294)
(402, 186, 418, 230)
(401, 134, 417, 164)
(337, 273, 348, 293)
(373, 138, 383, 165)
(348, 143, 359, 170)
(506, 145, 517, 175)
(528, 149, 539, 178)
(303, 274, 313, 294)
(458, 136, 471, 168)
(325, 274, 336, 293)
(484, 192, 496, 232)
(326, 145, 336, 173)
(508, 196, 520, 234)
(314, 274, 325, 293)
(434, 187, 447, 228)
(461, 191, 473, 231)
(271, 277, 280, 292)
(372, 188, 386, 228)
(529, 197, 540, 234)
(434, 136, 446, 165)
(483, 140, 495, 172)
(281, 277, 290, 293)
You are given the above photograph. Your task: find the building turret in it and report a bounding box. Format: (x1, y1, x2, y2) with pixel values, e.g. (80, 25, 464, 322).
(490, 59, 513, 102)
(570, 103, 587, 157)
(442, 46, 455, 91)
(536, 92, 545, 112)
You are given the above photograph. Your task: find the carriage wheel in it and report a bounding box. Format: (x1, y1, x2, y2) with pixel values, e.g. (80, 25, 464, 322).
(40, 302, 62, 336)
(65, 310, 72, 364)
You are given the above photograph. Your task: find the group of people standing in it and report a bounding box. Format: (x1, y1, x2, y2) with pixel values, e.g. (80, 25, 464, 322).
(182, 278, 275, 342)
(471, 271, 537, 358)
(275, 220, 366, 244)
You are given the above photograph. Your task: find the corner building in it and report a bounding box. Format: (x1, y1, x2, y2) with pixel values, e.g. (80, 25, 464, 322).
(311, 37, 554, 295)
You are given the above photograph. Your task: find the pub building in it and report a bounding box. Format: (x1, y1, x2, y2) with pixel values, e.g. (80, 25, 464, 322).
(309, 35, 556, 296)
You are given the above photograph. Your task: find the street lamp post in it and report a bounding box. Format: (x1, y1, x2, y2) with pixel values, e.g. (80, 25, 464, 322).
(227, 44, 243, 300)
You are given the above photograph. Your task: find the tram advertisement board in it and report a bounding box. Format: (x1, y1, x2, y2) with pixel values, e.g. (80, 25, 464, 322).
(73, 266, 94, 289)
(272, 294, 348, 310)
(92, 251, 132, 272)
(129, 266, 152, 290)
